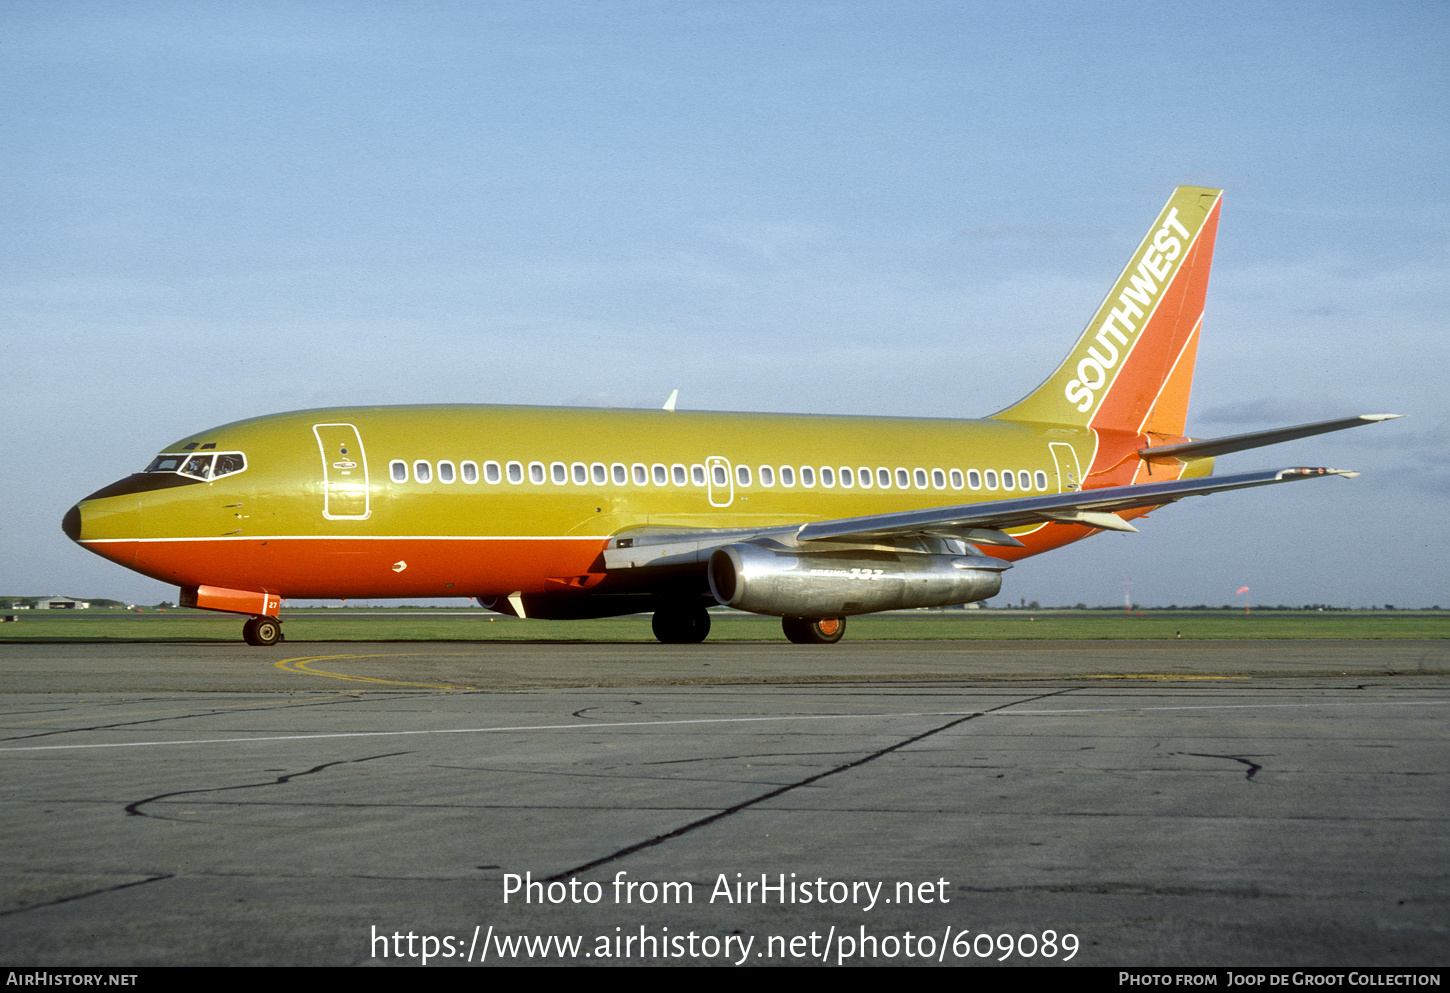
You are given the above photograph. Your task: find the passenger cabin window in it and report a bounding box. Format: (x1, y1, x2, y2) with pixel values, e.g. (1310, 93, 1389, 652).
(527, 462, 543, 483)
(692, 464, 706, 486)
(1035, 470, 1048, 490)
(950, 469, 964, 489)
(736, 465, 751, 486)
(552, 463, 568, 484)
(758, 465, 775, 486)
(1001, 470, 1015, 490)
(896, 468, 910, 488)
(509, 461, 525, 484)
(968, 469, 981, 489)
(673, 464, 687, 486)
(914, 468, 928, 489)
(819, 467, 833, 487)
(484, 461, 501, 484)
(461, 461, 478, 484)
(985, 470, 998, 490)
(414, 461, 432, 483)
(857, 467, 872, 488)
(572, 463, 588, 484)
(800, 466, 815, 487)
(877, 468, 891, 488)
(437, 461, 455, 484)
(653, 464, 668, 485)
(780, 466, 795, 487)
(932, 468, 946, 489)
(712, 464, 728, 486)
(838, 467, 853, 488)
(1019, 470, 1032, 490)
(612, 463, 627, 485)
(592, 463, 607, 485)
(633, 463, 648, 485)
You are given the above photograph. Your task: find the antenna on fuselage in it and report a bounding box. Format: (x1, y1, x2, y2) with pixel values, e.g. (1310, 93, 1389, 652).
(662, 389, 679, 412)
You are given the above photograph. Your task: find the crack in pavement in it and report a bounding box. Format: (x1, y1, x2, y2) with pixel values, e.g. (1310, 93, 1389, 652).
(123, 751, 410, 820)
(571, 702, 642, 719)
(544, 687, 1079, 881)
(1183, 752, 1266, 781)
(0, 873, 173, 918)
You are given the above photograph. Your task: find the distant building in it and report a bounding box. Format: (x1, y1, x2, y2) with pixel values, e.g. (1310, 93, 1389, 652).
(35, 596, 90, 609)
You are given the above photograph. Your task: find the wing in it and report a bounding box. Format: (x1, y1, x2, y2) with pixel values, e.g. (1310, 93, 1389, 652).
(602, 466, 1357, 569)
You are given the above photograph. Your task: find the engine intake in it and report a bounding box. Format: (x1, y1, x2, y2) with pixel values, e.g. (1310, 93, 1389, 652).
(708, 542, 1009, 617)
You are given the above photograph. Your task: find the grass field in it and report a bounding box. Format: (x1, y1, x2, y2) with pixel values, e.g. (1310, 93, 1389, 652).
(1, 609, 1446, 643)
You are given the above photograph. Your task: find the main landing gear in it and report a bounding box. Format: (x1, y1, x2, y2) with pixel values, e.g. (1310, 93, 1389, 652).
(649, 607, 848, 645)
(782, 616, 846, 644)
(651, 602, 711, 644)
(242, 616, 283, 646)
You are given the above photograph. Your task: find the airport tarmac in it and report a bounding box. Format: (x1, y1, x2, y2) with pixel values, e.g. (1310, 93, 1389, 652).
(0, 640, 1445, 967)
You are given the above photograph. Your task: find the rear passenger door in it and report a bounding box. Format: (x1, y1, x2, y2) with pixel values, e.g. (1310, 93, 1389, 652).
(1049, 442, 1082, 493)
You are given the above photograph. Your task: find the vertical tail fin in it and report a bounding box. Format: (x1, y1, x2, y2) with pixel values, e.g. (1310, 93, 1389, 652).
(993, 186, 1222, 437)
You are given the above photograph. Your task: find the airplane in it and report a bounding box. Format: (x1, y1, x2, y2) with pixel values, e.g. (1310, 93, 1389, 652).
(63, 186, 1399, 646)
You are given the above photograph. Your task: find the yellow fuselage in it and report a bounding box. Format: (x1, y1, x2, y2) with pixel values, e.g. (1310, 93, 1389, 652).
(67, 404, 1205, 605)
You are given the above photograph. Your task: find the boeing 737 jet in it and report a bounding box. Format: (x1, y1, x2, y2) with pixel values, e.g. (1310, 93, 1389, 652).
(64, 187, 1398, 645)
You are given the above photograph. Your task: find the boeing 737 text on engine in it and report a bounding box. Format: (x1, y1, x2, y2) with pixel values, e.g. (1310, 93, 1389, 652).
(64, 187, 1399, 645)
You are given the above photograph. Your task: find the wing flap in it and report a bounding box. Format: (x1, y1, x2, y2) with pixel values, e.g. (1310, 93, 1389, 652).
(1039, 509, 1140, 532)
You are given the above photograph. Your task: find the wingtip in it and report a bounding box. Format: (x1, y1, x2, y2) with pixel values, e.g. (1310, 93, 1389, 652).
(1360, 413, 1405, 422)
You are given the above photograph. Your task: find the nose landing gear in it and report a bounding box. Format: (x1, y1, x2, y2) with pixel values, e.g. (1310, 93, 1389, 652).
(242, 616, 283, 646)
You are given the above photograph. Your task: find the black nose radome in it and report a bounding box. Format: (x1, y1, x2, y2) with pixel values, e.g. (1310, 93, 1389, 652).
(62, 505, 81, 541)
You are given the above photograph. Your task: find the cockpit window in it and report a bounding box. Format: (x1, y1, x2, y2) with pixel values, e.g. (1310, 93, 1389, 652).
(144, 451, 246, 481)
(145, 455, 186, 474)
(214, 453, 245, 477)
(181, 455, 214, 479)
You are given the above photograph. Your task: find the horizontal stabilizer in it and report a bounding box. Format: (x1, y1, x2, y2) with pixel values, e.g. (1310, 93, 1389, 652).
(1141, 414, 1402, 463)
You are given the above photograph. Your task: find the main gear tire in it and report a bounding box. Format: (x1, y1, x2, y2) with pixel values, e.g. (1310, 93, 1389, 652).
(782, 616, 846, 644)
(651, 604, 711, 644)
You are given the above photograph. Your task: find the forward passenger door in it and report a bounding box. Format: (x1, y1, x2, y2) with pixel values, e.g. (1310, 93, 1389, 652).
(313, 423, 370, 519)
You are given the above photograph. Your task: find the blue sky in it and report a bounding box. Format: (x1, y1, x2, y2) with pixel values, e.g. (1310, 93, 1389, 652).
(4, 1, 1447, 607)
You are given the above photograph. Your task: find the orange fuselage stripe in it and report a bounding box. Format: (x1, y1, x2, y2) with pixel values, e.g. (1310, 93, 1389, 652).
(83, 518, 1095, 601)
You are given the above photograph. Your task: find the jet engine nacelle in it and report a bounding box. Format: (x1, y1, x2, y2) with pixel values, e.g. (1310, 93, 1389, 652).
(708, 541, 1009, 617)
